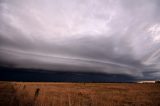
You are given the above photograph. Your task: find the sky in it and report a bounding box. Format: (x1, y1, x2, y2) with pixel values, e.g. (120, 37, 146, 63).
(0, 0, 160, 80)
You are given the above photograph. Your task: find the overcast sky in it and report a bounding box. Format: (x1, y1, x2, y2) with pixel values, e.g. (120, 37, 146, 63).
(0, 0, 160, 79)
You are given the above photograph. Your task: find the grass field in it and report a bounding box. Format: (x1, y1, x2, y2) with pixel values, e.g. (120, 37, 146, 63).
(0, 81, 160, 106)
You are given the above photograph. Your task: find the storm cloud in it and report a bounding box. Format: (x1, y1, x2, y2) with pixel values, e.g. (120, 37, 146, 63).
(0, 0, 160, 79)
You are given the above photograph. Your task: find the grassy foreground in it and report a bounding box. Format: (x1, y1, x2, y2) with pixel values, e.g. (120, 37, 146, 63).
(0, 81, 160, 106)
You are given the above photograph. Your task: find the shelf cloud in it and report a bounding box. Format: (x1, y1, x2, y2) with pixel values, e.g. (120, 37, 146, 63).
(0, 0, 160, 79)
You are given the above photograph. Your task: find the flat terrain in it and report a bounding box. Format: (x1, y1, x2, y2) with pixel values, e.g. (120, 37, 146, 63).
(0, 82, 160, 106)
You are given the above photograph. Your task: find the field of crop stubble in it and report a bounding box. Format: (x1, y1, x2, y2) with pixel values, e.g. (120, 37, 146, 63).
(0, 82, 160, 106)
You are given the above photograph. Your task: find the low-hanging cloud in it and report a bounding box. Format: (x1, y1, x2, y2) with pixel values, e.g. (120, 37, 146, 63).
(0, 0, 160, 79)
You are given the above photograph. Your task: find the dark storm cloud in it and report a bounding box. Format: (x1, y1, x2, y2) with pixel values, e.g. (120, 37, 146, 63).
(0, 0, 160, 79)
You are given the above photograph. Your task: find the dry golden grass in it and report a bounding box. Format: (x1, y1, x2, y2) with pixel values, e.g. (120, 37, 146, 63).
(0, 81, 160, 106)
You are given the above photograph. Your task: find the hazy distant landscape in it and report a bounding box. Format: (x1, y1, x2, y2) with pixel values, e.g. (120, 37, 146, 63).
(0, 82, 160, 106)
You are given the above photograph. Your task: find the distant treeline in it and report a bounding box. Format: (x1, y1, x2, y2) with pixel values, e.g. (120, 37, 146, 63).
(156, 80, 160, 83)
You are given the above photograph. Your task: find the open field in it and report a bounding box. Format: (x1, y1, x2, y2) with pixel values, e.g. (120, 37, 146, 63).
(0, 82, 160, 106)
